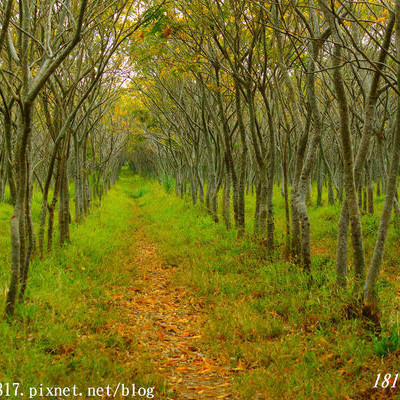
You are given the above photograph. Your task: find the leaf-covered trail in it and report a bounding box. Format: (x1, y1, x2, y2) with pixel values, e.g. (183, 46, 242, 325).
(109, 224, 234, 399)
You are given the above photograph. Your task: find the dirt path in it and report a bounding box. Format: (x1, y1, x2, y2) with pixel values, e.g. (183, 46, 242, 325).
(109, 227, 234, 399)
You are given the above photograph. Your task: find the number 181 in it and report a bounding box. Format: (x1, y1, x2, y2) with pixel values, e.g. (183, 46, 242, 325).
(374, 373, 398, 389)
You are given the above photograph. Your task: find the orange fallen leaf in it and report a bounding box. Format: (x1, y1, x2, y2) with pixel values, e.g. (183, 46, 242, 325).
(232, 359, 246, 371)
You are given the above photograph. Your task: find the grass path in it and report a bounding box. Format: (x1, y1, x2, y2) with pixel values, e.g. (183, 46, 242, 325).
(0, 172, 239, 399)
(2, 172, 398, 399)
(109, 212, 234, 399)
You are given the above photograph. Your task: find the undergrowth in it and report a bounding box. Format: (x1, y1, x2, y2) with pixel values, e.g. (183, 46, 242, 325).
(0, 172, 160, 396)
(0, 171, 398, 399)
(132, 175, 400, 400)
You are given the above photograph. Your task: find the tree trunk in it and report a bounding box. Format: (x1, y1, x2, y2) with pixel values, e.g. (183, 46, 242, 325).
(324, 4, 366, 295)
(59, 163, 70, 245)
(364, 0, 400, 310)
(367, 168, 374, 214)
(19, 154, 35, 300)
(334, 13, 394, 288)
(5, 102, 32, 317)
(294, 36, 323, 271)
(222, 172, 231, 229)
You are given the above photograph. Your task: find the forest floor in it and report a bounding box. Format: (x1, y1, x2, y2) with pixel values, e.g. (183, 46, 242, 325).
(123, 173, 400, 400)
(0, 170, 400, 399)
(108, 226, 235, 399)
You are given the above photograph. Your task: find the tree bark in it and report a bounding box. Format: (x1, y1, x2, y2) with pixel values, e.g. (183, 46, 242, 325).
(364, 0, 400, 309)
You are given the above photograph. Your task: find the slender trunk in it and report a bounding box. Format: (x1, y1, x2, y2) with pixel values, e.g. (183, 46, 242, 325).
(291, 110, 312, 261)
(368, 171, 374, 214)
(258, 180, 268, 236)
(190, 168, 197, 206)
(222, 171, 231, 229)
(266, 180, 274, 250)
(363, 183, 368, 214)
(364, 0, 400, 309)
(81, 137, 89, 217)
(212, 188, 219, 223)
(358, 185, 362, 209)
(334, 13, 394, 288)
(59, 163, 70, 245)
(4, 103, 16, 205)
(294, 37, 323, 271)
(74, 134, 82, 222)
(328, 173, 335, 205)
(19, 155, 35, 300)
(283, 133, 291, 252)
(5, 102, 32, 317)
(47, 148, 65, 252)
(325, 5, 366, 294)
(234, 78, 247, 236)
(264, 91, 275, 250)
(38, 140, 62, 257)
(317, 157, 323, 207)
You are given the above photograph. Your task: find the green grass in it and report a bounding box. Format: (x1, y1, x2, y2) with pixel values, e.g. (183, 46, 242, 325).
(0, 171, 398, 399)
(0, 172, 160, 396)
(130, 176, 400, 399)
